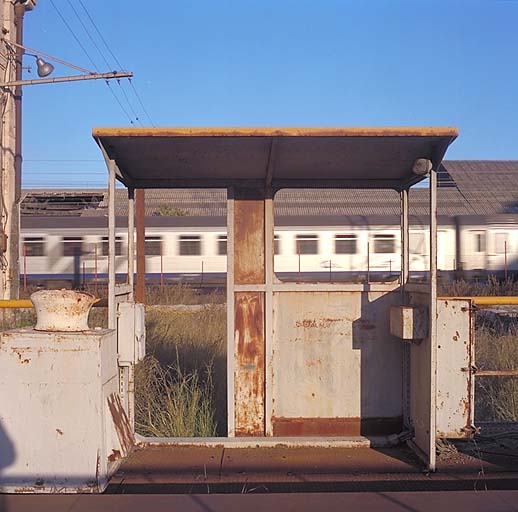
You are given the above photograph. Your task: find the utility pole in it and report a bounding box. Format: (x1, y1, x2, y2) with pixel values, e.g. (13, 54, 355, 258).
(0, 0, 36, 300)
(0, 1, 131, 300)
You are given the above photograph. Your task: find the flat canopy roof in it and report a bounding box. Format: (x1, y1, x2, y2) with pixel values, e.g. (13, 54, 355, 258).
(93, 127, 458, 190)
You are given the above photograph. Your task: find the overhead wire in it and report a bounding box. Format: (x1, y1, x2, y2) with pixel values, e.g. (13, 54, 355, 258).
(66, 0, 143, 125)
(49, 0, 136, 125)
(66, 0, 112, 70)
(49, 0, 99, 73)
(77, 0, 155, 126)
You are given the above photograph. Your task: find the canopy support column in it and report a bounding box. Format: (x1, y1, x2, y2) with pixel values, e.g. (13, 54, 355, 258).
(400, 188, 409, 289)
(108, 158, 116, 329)
(231, 187, 266, 437)
(428, 168, 438, 471)
(127, 187, 135, 299)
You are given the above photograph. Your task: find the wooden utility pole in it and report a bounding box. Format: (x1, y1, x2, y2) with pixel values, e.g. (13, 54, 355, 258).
(0, 1, 36, 300)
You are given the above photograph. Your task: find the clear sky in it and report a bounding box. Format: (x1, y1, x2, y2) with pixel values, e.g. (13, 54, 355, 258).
(19, 0, 518, 188)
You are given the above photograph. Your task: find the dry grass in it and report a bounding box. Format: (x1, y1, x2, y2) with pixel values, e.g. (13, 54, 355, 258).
(440, 276, 518, 297)
(135, 355, 217, 437)
(139, 304, 227, 436)
(475, 313, 518, 423)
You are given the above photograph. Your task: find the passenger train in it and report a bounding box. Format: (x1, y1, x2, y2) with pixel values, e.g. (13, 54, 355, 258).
(18, 213, 518, 287)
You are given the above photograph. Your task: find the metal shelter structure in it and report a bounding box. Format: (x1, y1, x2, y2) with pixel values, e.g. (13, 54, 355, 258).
(93, 127, 465, 472)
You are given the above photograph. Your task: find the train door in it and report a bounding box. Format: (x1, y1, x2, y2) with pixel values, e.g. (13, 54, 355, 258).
(469, 230, 487, 270)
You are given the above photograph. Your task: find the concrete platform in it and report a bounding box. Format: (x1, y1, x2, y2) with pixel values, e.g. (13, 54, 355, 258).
(3, 491, 518, 512)
(103, 439, 518, 494)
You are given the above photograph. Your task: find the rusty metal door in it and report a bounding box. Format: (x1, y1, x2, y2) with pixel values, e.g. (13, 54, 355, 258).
(436, 299, 475, 438)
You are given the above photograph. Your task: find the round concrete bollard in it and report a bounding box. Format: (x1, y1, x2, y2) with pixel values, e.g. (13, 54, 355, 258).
(30, 289, 97, 332)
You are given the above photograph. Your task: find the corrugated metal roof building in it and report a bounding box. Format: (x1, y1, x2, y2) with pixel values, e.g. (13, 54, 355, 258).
(20, 160, 518, 218)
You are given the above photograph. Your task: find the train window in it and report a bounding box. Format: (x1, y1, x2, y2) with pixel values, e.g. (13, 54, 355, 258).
(409, 233, 425, 254)
(373, 234, 395, 254)
(23, 237, 45, 257)
(334, 234, 356, 254)
(145, 236, 162, 256)
(296, 234, 318, 255)
(274, 234, 281, 255)
(62, 236, 83, 257)
(218, 235, 227, 255)
(495, 233, 509, 254)
(473, 231, 486, 253)
(101, 236, 123, 256)
(179, 235, 201, 256)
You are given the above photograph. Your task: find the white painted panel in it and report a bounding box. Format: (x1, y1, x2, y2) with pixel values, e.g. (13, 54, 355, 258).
(271, 290, 402, 420)
(436, 299, 473, 438)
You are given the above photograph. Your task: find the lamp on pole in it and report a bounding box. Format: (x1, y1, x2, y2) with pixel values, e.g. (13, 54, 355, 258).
(0, 1, 133, 301)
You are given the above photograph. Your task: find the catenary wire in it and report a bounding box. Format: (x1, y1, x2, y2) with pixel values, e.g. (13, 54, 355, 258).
(49, 0, 100, 72)
(66, 0, 112, 70)
(50, 0, 136, 124)
(77, 0, 155, 126)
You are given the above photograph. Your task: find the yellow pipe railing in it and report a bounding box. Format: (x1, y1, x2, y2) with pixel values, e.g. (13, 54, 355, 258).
(0, 299, 33, 308)
(441, 296, 518, 306)
(1, 297, 517, 309)
(0, 298, 105, 309)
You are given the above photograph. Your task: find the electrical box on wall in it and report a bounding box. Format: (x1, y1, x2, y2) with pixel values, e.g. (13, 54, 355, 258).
(117, 301, 146, 364)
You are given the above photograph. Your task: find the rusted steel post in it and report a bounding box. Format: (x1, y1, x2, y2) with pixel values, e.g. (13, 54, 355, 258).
(367, 241, 370, 283)
(504, 240, 508, 280)
(94, 244, 98, 295)
(160, 244, 164, 291)
(233, 187, 266, 437)
(135, 189, 145, 304)
(127, 188, 135, 298)
(22, 244, 26, 291)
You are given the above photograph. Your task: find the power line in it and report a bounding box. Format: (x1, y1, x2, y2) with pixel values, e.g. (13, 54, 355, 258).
(49, 0, 136, 124)
(128, 79, 155, 127)
(49, 0, 99, 72)
(77, 0, 155, 126)
(116, 80, 142, 126)
(66, 0, 112, 71)
(105, 80, 134, 125)
(77, 0, 125, 71)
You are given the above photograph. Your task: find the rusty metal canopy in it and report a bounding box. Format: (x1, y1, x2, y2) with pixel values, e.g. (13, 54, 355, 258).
(93, 127, 458, 190)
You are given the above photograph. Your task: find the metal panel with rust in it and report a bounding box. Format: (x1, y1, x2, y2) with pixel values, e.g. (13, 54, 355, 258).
(233, 188, 265, 284)
(0, 329, 127, 493)
(234, 292, 265, 436)
(436, 299, 474, 438)
(270, 290, 402, 436)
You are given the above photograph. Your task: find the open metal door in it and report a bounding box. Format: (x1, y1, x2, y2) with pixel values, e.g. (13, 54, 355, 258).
(436, 298, 475, 438)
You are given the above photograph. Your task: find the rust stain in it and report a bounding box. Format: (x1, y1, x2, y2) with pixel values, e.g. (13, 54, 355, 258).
(234, 292, 265, 436)
(107, 393, 135, 456)
(108, 449, 122, 462)
(234, 188, 265, 284)
(271, 416, 403, 436)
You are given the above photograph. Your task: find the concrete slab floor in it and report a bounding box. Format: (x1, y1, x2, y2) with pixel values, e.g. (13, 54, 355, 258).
(104, 443, 518, 494)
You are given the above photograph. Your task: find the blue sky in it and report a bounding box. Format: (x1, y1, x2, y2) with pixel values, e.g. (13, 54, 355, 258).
(20, 0, 518, 188)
